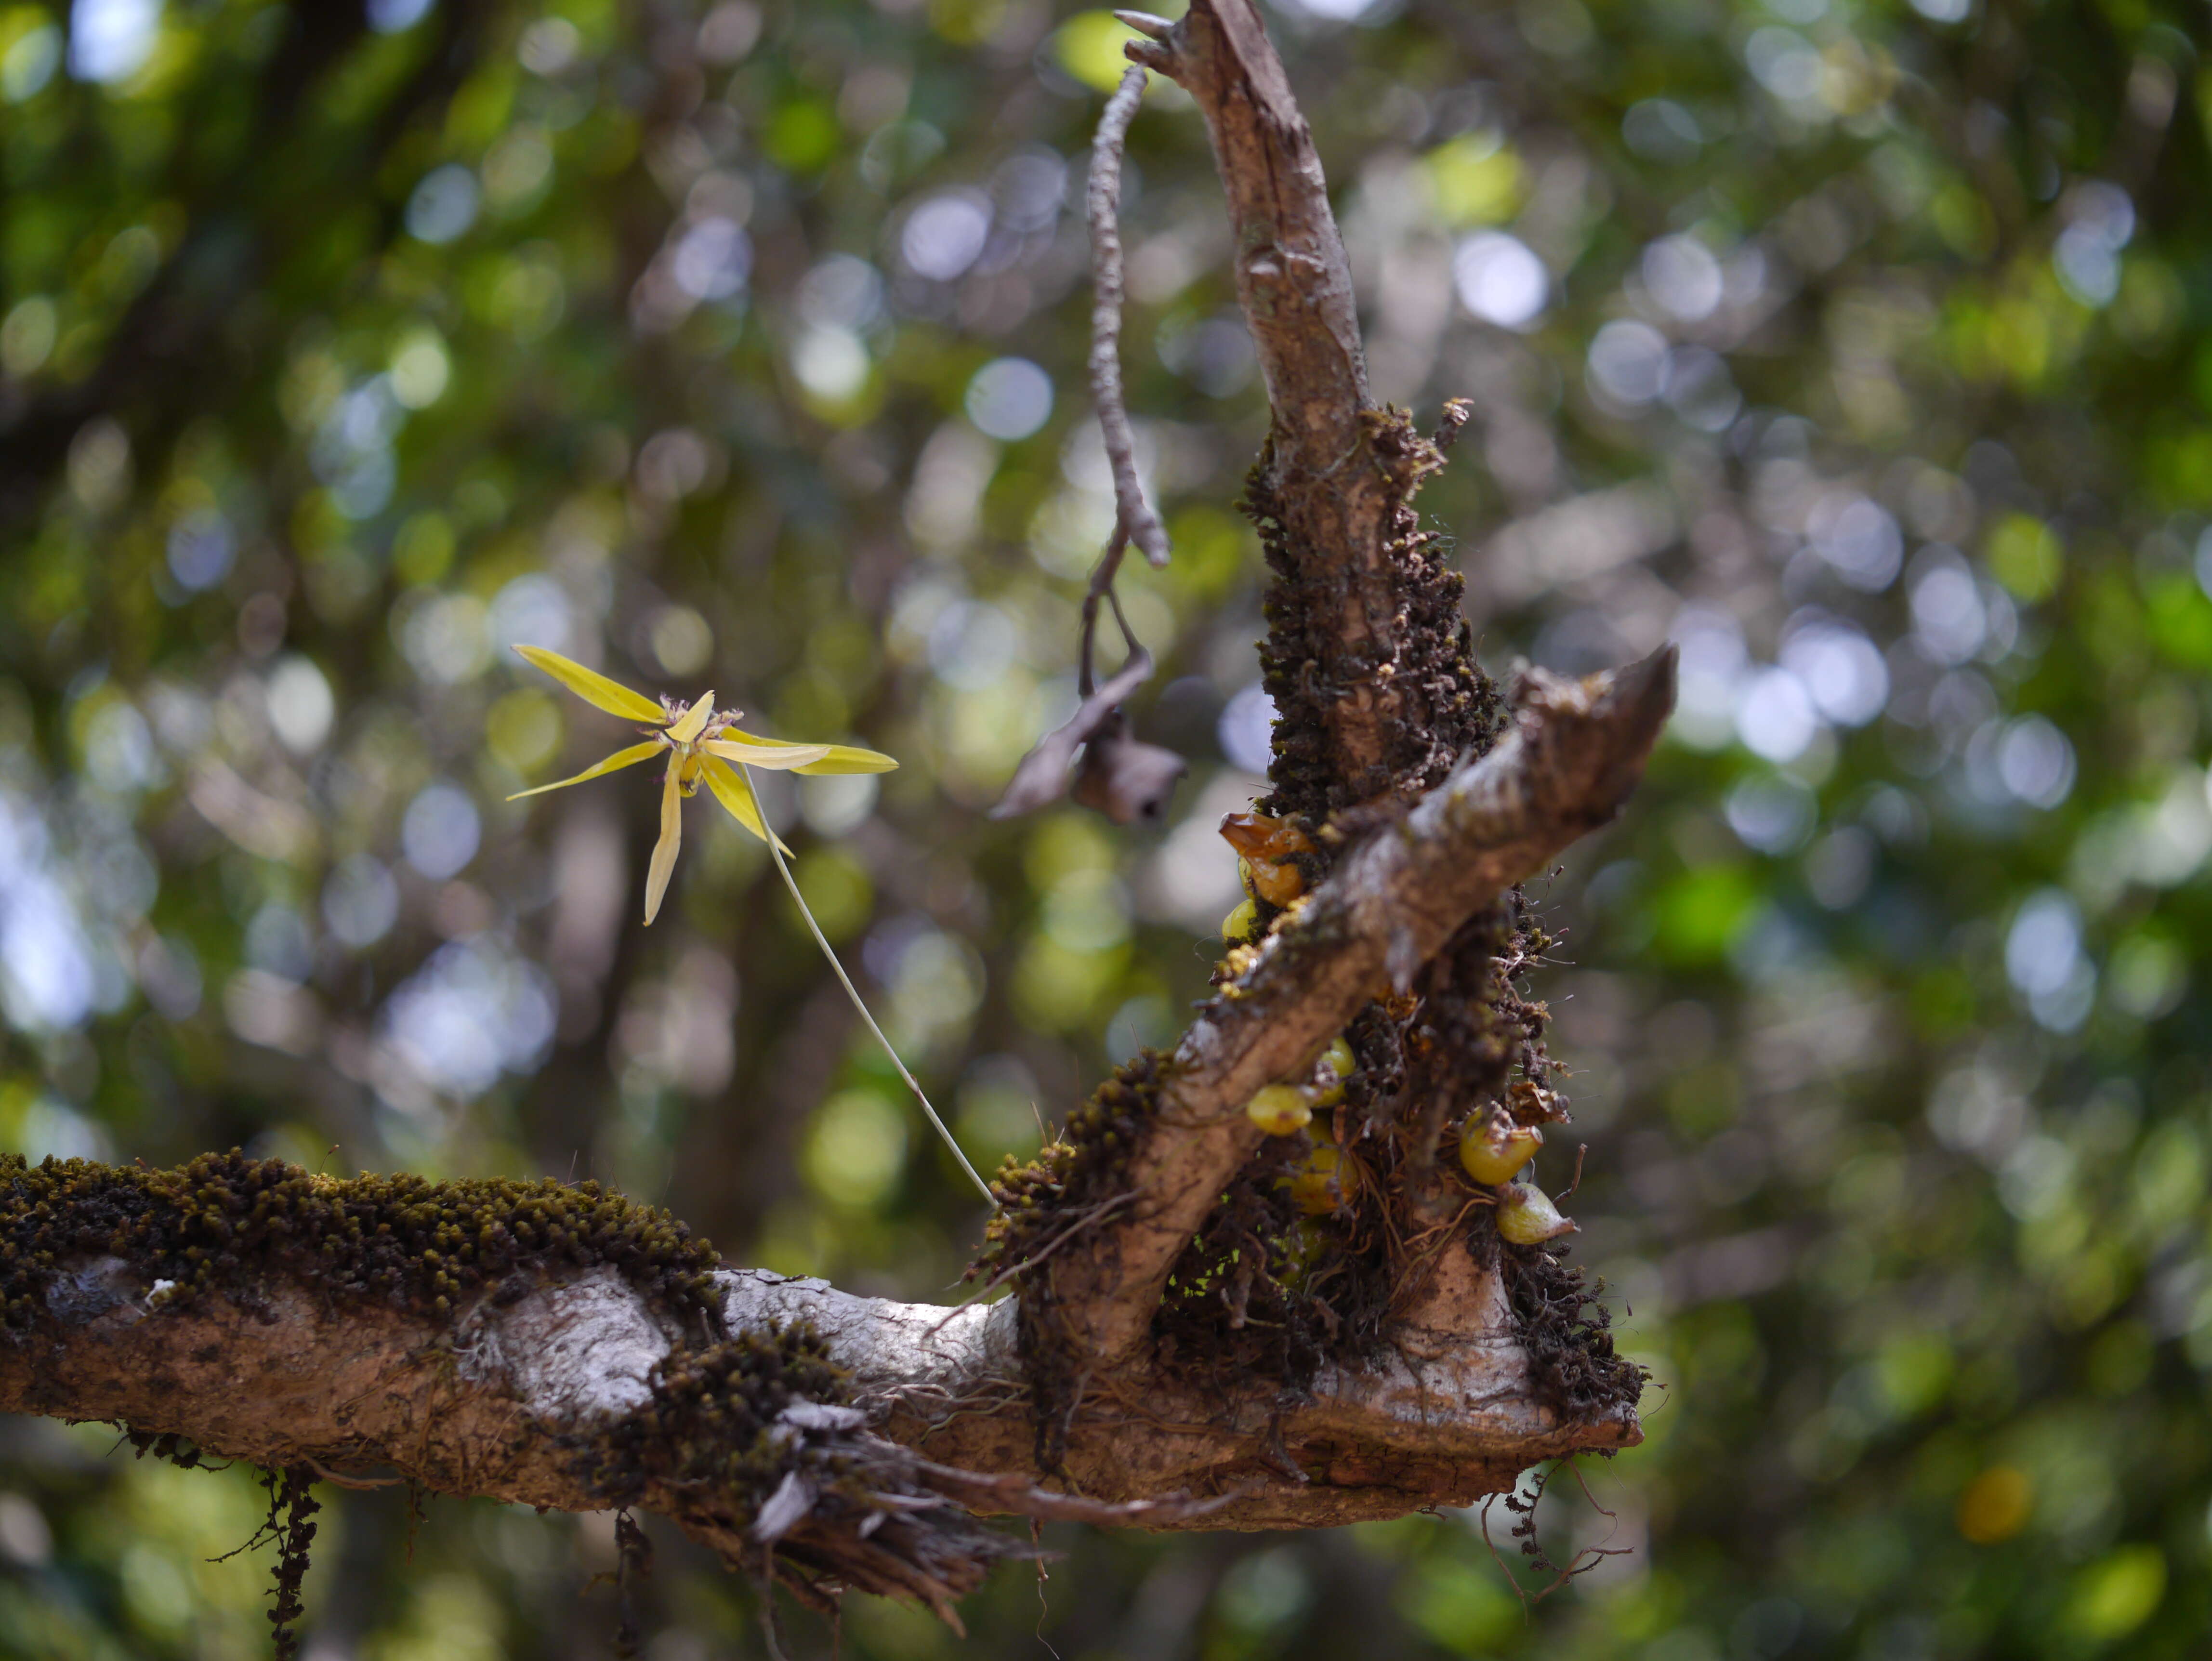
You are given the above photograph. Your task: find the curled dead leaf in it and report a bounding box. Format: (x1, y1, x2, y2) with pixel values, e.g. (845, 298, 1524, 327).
(988, 651, 1185, 823)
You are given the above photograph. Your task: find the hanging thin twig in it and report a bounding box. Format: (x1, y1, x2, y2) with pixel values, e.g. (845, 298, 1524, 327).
(989, 517, 1184, 823)
(1088, 64, 1170, 569)
(1077, 519, 1140, 699)
(989, 63, 1195, 824)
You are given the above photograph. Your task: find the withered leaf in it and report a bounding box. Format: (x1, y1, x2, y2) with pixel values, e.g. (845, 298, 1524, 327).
(1071, 718, 1188, 825)
(987, 650, 1161, 820)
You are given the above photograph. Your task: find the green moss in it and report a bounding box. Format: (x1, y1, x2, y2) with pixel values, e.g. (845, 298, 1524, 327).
(966, 1048, 1170, 1290)
(0, 1152, 837, 1546)
(569, 1324, 849, 1512)
(0, 1150, 723, 1335)
(0, 1151, 810, 1570)
(962, 1051, 1170, 1470)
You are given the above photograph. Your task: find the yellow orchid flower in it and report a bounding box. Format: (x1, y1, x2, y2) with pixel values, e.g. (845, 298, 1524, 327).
(503, 642, 994, 1208)
(508, 645, 895, 924)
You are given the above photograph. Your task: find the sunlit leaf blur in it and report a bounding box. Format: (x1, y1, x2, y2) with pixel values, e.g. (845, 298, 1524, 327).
(4, 0, 2212, 1651)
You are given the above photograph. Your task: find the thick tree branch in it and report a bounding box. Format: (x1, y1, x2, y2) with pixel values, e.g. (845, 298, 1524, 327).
(0, 1168, 1213, 1618)
(3, 651, 1665, 1551)
(728, 1253, 1639, 1529)
(1128, 0, 1445, 806)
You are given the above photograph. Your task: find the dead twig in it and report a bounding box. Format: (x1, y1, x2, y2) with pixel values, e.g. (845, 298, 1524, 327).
(1077, 520, 1141, 700)
(989, 516, 1186, 823)
(1478, 1460, 1634, 1617)
(1087, 65, 1169, 568)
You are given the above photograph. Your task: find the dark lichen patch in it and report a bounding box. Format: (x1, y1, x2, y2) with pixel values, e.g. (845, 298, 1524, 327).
(0, 1150, 723, 1334)
(1501, 1240, 1646, 1421)
(1244, 408, 1501, 831)
(1151, 1141, 1398, 1397)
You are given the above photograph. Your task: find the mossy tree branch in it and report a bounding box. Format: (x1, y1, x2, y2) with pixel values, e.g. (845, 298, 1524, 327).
(0, 1157, 1213, 1621)
(931, 0, 1672, 1520)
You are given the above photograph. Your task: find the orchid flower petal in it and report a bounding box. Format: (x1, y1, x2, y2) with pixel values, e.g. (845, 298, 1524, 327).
(504, 739, 667, 802)
(514, 646, 669, 725)
(714, 729, 898, 775)
(700, 738, 833, 772)
(644, 766, 683, 924)
(667, 690, 716, 745)
(702, 756, 793, 855)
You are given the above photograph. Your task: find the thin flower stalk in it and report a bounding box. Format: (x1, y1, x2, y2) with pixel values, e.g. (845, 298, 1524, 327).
(732, 757, 996, 1207)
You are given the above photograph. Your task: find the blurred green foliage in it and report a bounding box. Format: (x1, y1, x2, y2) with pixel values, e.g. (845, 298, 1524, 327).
(6, 0, 2212, 1653)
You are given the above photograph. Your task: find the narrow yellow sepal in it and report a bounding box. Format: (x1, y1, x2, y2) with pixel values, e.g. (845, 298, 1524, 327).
(644, 766, 684, 924)
(514, 645, 668, 725)
(700, 738, 834, 772)
(702, 756, 793, 855)
(667, 690, 716, 745)
(505, 739, 667, 801)
(712, 728, 898, 775)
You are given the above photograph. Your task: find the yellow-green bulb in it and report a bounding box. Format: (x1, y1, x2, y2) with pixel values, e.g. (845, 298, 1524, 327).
(1495, 1180, 1577, 1245)
(1459, 1120, 1543, 1186)
(1288, 1142, 1356, 1215)
(1246, 1084, 1312, 1136)
(1223, 897, 1258, 943)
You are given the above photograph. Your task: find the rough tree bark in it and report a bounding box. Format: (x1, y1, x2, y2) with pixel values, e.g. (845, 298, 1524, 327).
(0, 0, 1674, 1621)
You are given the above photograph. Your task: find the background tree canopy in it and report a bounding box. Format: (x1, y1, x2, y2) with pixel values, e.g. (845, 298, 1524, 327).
(3, 0, 2212, 1652)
